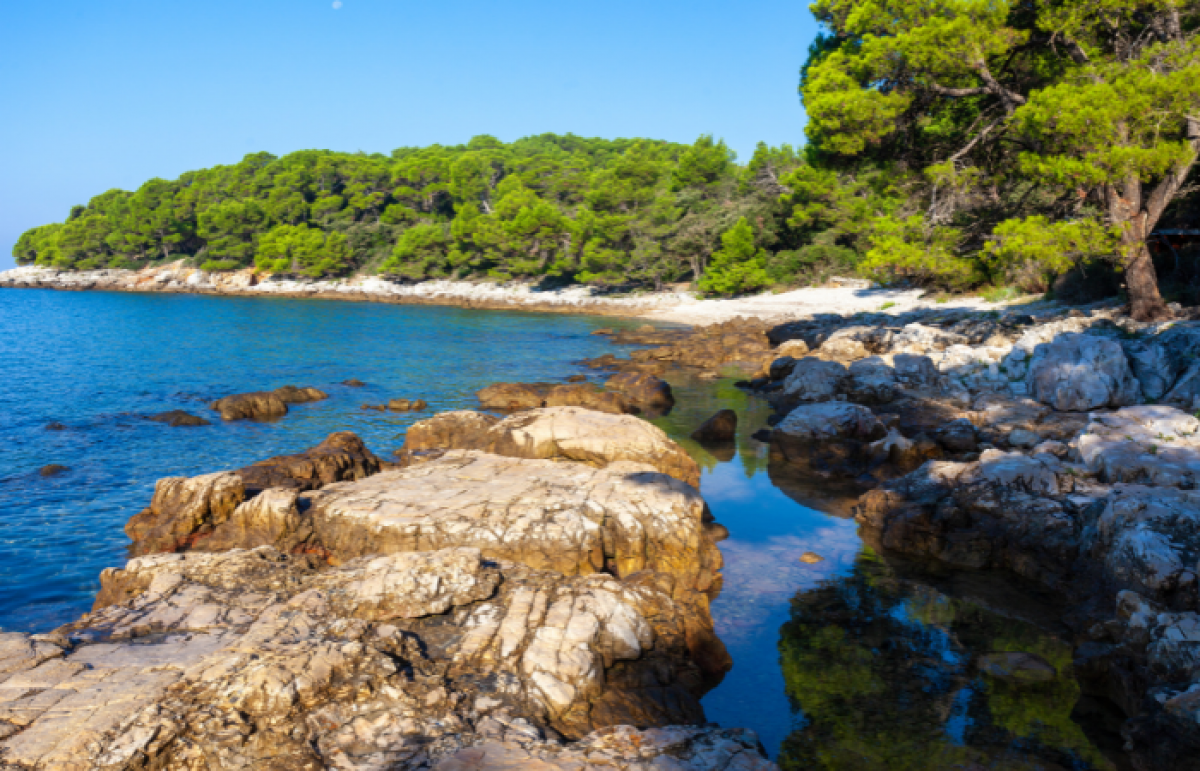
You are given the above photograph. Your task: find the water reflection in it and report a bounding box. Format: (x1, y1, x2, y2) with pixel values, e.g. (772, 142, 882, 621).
(654, 371, 1120, 766)
(779, 551, 1114, 770)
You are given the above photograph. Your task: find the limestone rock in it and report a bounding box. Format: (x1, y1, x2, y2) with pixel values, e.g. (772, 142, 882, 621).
(210, 391, 289, 421)
(891, 323, 968, 354)
(892, 353, 940, 388)
(691, 409, 737, 444)
(767, 356, 797, 380)
(604, 372, 675, 411)
(146, 410, 211, 427)
(545, 384, 633, 415)
(777, 358, 848, 406)
(125, 471, 246, 556)
(477, 382, 553, 411)
(478, 382, 634, 415)
(0, 547, 729, 768)
(434, 726, 777, 770)
(273, 385, 329, 404)
(235, 431, 384, 496)
(846, 357, 899, 405)
(400, 410, 500, 457)
(818, 326, 886, 361)
(1095, 486, 1200, 598)
(771, 403, 886, 476)
(1123, 323, 1200, 402)
(1026, 333, 1141, 411)
(775, 339, 810, 359)
(387, 397, 428, 412)
(305, 451, 716, 595)
(399, 407, 701, 488)
(934, 418, 979, 453)
(1078, 406, 1200, 489)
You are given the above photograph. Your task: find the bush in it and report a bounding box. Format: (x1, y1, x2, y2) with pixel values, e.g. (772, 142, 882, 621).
(200, 259, 242, 272)
(699, 217, 771, 296)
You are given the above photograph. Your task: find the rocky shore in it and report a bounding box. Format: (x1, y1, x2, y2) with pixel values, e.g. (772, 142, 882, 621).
(0, 408, 767, 770)
(0, 263, 1012, 324)
(6, 284, 1200, 769)
(587, 299, 1200, 770)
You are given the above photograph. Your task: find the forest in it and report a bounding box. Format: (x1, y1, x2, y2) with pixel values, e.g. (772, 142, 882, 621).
(14, 0, 1200, 320)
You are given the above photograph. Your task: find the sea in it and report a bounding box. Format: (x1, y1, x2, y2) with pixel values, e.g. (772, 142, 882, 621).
(0, 288, 1123, 768)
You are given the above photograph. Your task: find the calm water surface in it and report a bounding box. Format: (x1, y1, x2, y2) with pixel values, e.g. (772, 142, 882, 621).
(0, 289, 1119, 768)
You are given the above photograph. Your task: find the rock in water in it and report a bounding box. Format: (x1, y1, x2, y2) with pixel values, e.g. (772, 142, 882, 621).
(38, 464, 68, 477)
(341, 378, 366, 387)
(146, 410, 211, 427)
(604, 371, 675, 410)
(476, 382, 554, 410)
(387, 397, 428, 412)
(978, 652, 1057, 684)
(235, 430, 383, 496)
(210, 391, 289, 421)
(399, 407, 701, 487)
(125, 432, 382, 555)
(691, 409, 738, 444)
(770, 402, 887, 476)
(0, 546, 742, 767)
(272, 385, 329, 404)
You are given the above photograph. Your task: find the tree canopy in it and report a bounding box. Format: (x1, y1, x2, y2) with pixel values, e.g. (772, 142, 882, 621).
(14, 135, 811, 293)
(801, 0, 1200, 319)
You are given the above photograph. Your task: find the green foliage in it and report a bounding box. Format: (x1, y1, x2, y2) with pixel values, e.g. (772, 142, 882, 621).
(697, 218, 771, 296)
(985, 216, 1119, 291)
(255, 224, 350, 278)
(13, 134, 802, 289)
(798, 0, 1200, 315)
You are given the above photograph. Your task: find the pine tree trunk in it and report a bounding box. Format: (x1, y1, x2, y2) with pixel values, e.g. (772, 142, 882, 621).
(1122, 232, 1171, 322)
(1107, 178, 1172, 322)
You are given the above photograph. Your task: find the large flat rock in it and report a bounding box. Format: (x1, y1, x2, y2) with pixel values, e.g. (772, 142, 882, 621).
(306, 451, 718, 597)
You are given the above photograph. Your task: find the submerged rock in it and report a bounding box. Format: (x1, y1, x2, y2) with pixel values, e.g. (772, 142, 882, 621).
(38, 464, 68, 477)
(146, 410, 211, 427)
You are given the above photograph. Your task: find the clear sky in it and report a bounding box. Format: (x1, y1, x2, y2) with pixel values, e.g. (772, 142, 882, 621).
(0, 0, 818, 270)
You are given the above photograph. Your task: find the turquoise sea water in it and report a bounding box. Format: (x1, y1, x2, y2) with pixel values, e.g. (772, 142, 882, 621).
(0, 289, 1122, 767)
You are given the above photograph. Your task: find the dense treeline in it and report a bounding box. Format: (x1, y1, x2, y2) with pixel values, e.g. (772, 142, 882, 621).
(14, 0, 1200, 316)
(14, 134, 828, 293)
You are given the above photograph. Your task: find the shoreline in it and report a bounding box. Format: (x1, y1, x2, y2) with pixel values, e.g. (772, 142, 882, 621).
(0, 262, 1028, 326)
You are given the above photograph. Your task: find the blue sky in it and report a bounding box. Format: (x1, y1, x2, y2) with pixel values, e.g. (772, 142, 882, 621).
(0, 0, 819, 270)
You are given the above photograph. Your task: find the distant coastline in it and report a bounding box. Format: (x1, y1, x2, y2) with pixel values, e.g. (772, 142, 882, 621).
(0, 262, 698, 320)
(0, 262, 1020, 326)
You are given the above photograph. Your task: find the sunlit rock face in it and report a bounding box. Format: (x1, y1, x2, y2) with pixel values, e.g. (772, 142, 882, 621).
(0, 546, 732, 768)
